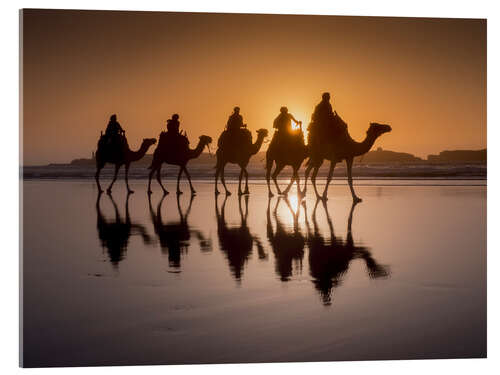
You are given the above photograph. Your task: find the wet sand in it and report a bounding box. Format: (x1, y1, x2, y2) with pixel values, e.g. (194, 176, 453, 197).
(21, 180, 486, 367)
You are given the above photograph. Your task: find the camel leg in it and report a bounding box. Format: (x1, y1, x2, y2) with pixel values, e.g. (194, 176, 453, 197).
(282, 167, 297, 196)
(156, 164, 169, 195)
(346, 157, 362, 203)
(293, 168, 302, 197)
(177, 167, 183, 195)
(125, 163, 134, 194)
(215, 166, 221, 195)
(238, 169, 244, 196)
(311, 166, 321, 200)
(243, 168, 250, 195)
(302, 163, 313, 196)
(220, 164, 231, 196)
(147, 166, 155, 195)
(272, 164, 285, 195)
(184, 167, 196, 195)
(266, 158, 274, 198)
(95, 164, 104, 193)
(107, 164, 120, 194)
(322, 161, 336, 201)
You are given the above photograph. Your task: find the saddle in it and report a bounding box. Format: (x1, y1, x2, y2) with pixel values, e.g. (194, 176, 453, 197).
(158, 131, 190, 153)
(98, 133, 128, 159)
(218, 128, 252, 149)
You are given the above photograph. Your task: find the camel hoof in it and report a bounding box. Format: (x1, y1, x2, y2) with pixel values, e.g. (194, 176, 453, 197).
(147, 190, 153, 195)
(177, 191, 183, 195)
(353, 197, 362, 203)
(106, 189, 112, 195)
(191, 190, 197, 196)
(163, 190, 169, 196)
(128, 190, 134, 194)
(98, 189, 104, 194)
(215, 190, 220, 196)
(322, 195, 328, 201)
(225, 191, 232, 196)
(268, 192, 274, 198)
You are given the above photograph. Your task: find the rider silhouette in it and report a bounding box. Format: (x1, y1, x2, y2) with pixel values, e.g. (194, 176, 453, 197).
(160, 113, 188, 152)
(310, 92, 344, 142)
(105, 114, 124, 138)
(226, 106, 244, 131)
(273, 106, 301, 133)
(166, 113, 181, 134)
(311, 92, 334, 125)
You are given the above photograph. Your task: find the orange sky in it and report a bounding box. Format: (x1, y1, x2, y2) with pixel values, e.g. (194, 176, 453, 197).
(21, 10, 486, 165)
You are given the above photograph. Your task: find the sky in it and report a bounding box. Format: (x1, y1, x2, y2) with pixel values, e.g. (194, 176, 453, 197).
(21, 9, 486, 165)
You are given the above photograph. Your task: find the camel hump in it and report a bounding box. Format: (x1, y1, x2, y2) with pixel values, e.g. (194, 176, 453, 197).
(217, 128, 252, 149)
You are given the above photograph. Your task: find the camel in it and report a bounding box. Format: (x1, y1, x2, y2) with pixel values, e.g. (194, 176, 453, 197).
(214, 128, 269, 196)
(266, 197, 305, 282)
(215, 195, 267, 282)
(148, 193, 211, 269)
(265, 129, 308, 198)
(303, 117, 392, 202)
(147, 134, 212, 195)
(95, 135, 157, 194)
(305, 200, 390, 306)
(96, 192, 152, 268)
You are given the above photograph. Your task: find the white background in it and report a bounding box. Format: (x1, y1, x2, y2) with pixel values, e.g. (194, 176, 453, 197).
(1, 0, 498, 374)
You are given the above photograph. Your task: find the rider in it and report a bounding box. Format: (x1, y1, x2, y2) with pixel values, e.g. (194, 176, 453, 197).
(310, 92, 344, 140)
(226, 106, 244, 131)
(166, 113, 181, 134)
(269, 107, 302, 154)
(311, 92, 334, 126)
(273, 106, 301, 133)
(104, 114, 125, 151)
(105, 114, 124, 138)
(163, 113, 188, 152)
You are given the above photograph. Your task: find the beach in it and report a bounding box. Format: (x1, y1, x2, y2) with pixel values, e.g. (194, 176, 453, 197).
(21, 179, 486, 366)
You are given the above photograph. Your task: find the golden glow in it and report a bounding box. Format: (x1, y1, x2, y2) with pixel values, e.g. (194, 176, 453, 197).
(22, 11, 486, 165)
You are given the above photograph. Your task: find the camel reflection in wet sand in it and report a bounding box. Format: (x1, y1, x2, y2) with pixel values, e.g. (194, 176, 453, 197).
(96, 192, 152, 268)
(306, 200, 390, 306)
(266, 197, 305, 282)
(148, 194, 211, 269)
(216, 195, 268, 283)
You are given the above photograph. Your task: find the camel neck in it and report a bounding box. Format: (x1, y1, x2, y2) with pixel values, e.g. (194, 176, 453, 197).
(128, 142, 150, 162)
(354, 132, 378, 157)
(188, 140, 205, 160)
(251, 135, 265, 155)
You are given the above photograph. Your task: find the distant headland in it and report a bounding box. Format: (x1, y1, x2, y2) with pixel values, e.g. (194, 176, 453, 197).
(63, 147, 486, 167)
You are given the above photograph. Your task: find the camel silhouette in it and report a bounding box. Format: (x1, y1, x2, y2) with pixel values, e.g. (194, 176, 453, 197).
(266, 197, 305, 282)
(96, 192, 152, 268)
(215, 194, 267, 283)
(147, 134, 212, 195)
(95, 135, 157, 194)
(148, 193, 211, 269)
(304, 117, 392, 202)
(266, 128, 308, 198)
(305, 200, 390, 306)
(214, 128, 269, 196)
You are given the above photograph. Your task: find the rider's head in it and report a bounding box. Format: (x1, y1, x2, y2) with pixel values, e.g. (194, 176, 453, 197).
(280, 106, 288, 114)
(172, 114, 179, 121)
(322, 92, 331, 101)
(110, 114, 117, 122)
(234, 106, 240, 114)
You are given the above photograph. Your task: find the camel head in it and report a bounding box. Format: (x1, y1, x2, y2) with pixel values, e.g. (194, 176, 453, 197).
(256, 128, 269, 138)
(367, 123, 392, 138)
(142, 138, 157, 148)
(199, 135, 213, 146)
